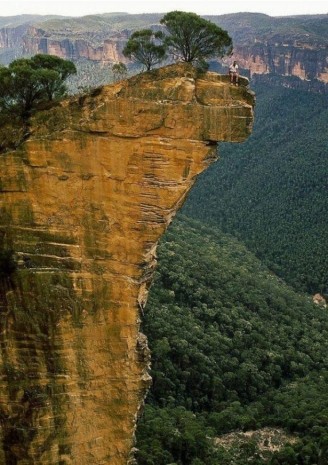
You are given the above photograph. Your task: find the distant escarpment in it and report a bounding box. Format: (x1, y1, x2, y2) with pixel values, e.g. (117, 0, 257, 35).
(0, 64, 254, 465)
(216, 13, 328, 87)
(23, 25, 129, 62)
(18, 13, 328, 91)
(0, 16, 59, 63)
(232, 42, 328, 81)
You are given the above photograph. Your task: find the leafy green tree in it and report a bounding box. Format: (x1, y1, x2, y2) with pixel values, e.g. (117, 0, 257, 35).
(0, 54, 76, 121)
(272, 446, 298, 464)
(136, 405, 217, 465)
(29, 54, 77, 100)
(160, 11, 232, 68)
(112, 62, 128, 81)
(123, 29, 166, 71)
(318, 435, 328, 465)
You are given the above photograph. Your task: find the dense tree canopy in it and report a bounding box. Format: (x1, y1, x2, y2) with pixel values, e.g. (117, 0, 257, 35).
(136, 216, 328, 465)
(183, 80, 328, 294)
(29, 54, 77, 100)
(123, 29, 166, 71)
(0, 54, 76, 121)
(160, 11, 232, 67)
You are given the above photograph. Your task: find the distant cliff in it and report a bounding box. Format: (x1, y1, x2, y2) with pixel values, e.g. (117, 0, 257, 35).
(16, 12, 328, 89)
(216, 13, 328, 85)
(0, 15, 58, 63)
(23, 25, 128, 62)
(0, 64, 254, 465)
(231, 42, 328, 83)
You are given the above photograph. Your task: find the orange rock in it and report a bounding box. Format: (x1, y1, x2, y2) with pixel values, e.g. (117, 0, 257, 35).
(0, 64, 254, 465)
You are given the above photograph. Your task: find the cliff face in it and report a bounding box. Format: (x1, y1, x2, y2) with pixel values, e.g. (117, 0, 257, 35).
(0, 24, 30, 63)
(0, 16, 60, 64)
(0, 64, 254, 465)
(23, 26, 128, 63)
(231, 42, 328, 83)
(0, 24, 27, 49)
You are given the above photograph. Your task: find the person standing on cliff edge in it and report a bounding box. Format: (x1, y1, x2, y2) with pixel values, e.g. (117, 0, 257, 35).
(229, 60, 239, 85)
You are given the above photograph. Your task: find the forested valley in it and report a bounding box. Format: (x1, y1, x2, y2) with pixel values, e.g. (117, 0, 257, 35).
(183, 81, 328, 295)
(136, 80, 328, 464)
(136, 217, 328, 465)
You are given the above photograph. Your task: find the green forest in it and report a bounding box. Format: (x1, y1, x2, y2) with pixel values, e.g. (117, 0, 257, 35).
(183, 81, 328, 294)
(136, 216, 328, 465)
(136, 78, 328, 464)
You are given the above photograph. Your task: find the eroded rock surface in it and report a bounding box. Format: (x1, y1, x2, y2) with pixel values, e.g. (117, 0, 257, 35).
(0, 64, 254, 465)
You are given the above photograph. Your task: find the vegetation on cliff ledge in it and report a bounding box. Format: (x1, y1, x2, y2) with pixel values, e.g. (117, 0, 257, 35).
(0, 54, 76, 151)
(123, 11, 232, 70)
(161, 11, 232, 68)
(123, 29, 167, 71)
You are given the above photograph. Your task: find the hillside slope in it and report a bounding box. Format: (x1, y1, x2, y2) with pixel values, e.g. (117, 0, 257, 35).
(137, 216, 328, 465)
(183, 81, 328, 294)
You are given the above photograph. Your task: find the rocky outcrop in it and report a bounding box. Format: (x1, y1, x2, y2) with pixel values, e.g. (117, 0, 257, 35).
(0, 64, 254, 465)
(313, 293, 327, 308)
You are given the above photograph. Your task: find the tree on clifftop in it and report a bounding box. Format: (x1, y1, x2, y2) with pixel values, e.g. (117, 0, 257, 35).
(29, 54, 77, 101)
(123, 29, 167, 71)
(160, 11, 232, 68)
(0, 54, 76, 122)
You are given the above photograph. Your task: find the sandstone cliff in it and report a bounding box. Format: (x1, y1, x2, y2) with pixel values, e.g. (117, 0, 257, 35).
(230, 42, 328, 84)
(0, 64, 254, 465)
(23, 26, 128, 63)
(216, 13, 328, 85)
(0, 16, 59, 64)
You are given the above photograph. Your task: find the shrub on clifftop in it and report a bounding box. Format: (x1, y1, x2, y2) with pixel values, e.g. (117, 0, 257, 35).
(0, 54, 76, 151)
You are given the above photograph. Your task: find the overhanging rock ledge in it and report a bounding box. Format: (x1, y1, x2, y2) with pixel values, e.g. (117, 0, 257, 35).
(0, 63, 254, 465)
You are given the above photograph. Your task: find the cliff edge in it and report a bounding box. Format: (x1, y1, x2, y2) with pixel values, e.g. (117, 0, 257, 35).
(0, 64, 254, 465)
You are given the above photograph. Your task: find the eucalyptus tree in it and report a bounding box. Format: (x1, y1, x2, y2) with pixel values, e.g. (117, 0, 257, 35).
(123, 29, 166, 71)
(0, 54, 76, 121)
(160, 11, 232, 68)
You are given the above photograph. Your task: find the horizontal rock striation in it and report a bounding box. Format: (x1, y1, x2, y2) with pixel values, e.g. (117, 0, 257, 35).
(0, 64, 254, 465)
(23, 26, 128, 63)
(231, 42, 328, 83)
